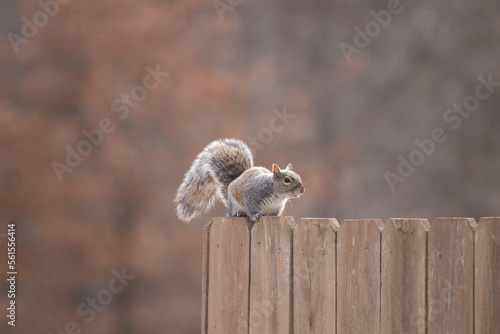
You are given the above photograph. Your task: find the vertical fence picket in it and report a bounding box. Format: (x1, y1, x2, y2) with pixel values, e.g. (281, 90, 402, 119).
(201, 219, 213, 334)
(427, 218, 476, 334)
(205, 217, 251, 334)
(475, 217, 500, 333)
(249, 216, 295, 334)
(381, 219, 429, 334)
(336, 219, 384, 334)
(293, 218, 339, 333)
(202, 216, 500, 334)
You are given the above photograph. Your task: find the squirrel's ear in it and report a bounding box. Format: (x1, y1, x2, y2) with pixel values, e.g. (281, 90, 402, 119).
(272, 164, 281, 178)
(286, 163, 293, 171)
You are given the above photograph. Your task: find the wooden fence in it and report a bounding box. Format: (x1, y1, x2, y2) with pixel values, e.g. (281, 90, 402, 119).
(201, 217, 500, 334)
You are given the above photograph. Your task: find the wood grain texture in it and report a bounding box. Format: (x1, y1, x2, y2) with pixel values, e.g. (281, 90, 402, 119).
(381, 218, 430, 334)
(475, 217, 500, 334)
(427, 217, 476, 334)
(206, 217, 251, 334)
(293, 218, 340, 334)
(249, 216, 295, 334)
(202, 216, 500, 334)
(336, 219, 384, 334)
(201, 219, 214, 334)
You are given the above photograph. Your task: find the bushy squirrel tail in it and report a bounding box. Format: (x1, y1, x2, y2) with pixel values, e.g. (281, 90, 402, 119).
(175, 138, 254, 222)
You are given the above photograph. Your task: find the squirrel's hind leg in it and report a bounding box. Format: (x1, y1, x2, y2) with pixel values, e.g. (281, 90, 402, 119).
(226, 201, 245, 218)
(245, 202, 263, 221)
(225, 211, 248, 218)
(249, 211, 263, 221)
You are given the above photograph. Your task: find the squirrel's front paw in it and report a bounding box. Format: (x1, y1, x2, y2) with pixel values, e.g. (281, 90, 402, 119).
(250, 211, 263, 221)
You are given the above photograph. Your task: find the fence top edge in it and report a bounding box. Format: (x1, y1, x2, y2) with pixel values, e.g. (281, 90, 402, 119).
(431, 217, 478, 229)
(208, 217, 252, 232)
(387, 218, 430, 231)
(209, 216, 296, 231)
(341, 219, 385, 231)
(205, 217, 500, 229)
(204, 218, 216, 230)
(298, 217, 340, 231)
(478, 217, 500, 223)
(257, 215, 295, 227)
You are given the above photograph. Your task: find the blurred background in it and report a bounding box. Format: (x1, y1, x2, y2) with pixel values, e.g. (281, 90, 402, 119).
(1, 0, 499, 333)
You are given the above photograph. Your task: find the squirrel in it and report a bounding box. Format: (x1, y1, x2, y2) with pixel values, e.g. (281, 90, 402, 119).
(175, 138, 305, 222)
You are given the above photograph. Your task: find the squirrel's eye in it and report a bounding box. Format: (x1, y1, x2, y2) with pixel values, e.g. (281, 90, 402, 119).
(284, 177, 291, 184)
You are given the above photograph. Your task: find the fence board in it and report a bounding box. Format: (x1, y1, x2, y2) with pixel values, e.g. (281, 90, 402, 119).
(249, 216, 294, 334)
(201, 219, 213, 334)
(202, 216, 500, 333)
(205, 217, 251, 334)
(427, 217, 476, 334)
(337, 219, 384, 334)
(381, 218, 429, 334)
(475, 217, 500, 333)
(293, 218, 340, 333)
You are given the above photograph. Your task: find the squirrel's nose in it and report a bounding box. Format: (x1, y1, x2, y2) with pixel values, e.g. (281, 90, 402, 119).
(299, 186, 304, 193)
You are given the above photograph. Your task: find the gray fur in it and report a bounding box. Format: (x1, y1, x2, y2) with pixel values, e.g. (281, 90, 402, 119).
(227, 164, 304, 221)
(175, 139, 253, 222)
(175, 138, 304, 223)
